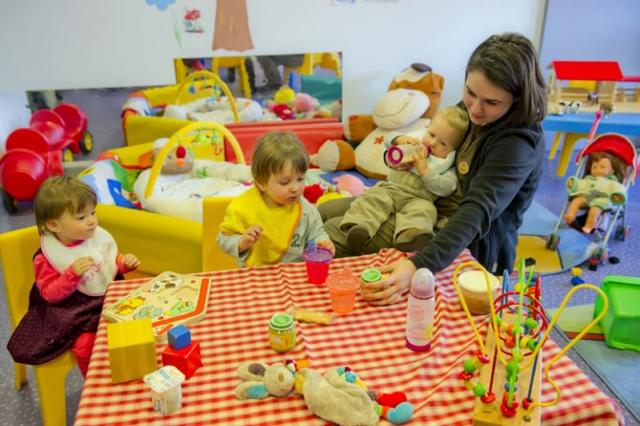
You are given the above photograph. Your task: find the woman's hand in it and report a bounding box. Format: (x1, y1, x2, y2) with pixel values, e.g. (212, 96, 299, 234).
(360, 259, 416, 305)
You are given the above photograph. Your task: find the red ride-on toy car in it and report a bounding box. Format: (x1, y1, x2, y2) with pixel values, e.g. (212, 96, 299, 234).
(0, 103, 93, 213)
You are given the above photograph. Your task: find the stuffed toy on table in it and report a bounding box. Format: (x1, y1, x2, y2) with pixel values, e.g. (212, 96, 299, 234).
(235, 360, 414, 425)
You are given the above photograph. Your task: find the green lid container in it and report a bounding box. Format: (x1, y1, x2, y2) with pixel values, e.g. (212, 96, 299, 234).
(269, 313, 294, 330)
(361, 268, 382, 283)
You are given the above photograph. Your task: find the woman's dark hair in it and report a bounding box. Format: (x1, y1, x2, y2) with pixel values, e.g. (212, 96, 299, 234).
(466, 33, 547, 128)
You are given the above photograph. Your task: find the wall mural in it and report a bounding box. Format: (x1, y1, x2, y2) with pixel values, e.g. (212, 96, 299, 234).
(212, 0, 254, 51)
(145, 0, 182, 47)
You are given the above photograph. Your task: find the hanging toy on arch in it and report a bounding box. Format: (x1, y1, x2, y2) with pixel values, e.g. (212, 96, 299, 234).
(452, 259, 609, 425)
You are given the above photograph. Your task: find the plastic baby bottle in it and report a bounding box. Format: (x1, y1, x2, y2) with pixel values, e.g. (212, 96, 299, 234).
(385, 144, 417, 166)
(405, 268, 436, 352)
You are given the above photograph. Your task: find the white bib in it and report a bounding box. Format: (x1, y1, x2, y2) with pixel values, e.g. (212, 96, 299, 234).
(426, 150, 456, 174)
(41, 226, 119, 296)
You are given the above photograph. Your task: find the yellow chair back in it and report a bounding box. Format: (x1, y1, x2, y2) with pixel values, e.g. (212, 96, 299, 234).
(212, 56, 253, 99)
(0, 226, 76, 426)
(202, 196, 238, 271)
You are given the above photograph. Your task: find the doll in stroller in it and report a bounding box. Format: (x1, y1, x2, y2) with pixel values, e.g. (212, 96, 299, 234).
(547, 133, 638, 269)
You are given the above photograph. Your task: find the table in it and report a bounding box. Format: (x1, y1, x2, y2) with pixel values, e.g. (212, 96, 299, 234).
(542, 112, 640, 176)
(75, 250, 623, 425)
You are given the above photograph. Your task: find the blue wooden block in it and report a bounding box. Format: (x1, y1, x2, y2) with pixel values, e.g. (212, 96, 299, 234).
(168, 325, 191, 350)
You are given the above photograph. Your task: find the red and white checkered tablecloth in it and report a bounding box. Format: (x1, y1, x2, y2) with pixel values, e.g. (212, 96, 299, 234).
(75, 249, 624, 426)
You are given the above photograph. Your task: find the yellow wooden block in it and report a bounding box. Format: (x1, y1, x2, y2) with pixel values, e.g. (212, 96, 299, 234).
(107, 318, 157, 383)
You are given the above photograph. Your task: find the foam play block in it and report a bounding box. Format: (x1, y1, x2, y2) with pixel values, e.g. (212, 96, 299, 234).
(162, 341, 202, 379)
(107, 318, 157, 383)
(168, 325, 191, 350)
(594, 275, 640, 352)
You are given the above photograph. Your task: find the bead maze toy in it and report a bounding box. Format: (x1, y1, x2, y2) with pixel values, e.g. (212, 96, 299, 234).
(452, 259, 608, 425)
(103, 272, 211, 341)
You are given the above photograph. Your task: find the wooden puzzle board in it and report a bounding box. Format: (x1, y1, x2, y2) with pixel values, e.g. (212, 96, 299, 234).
(103, 271, 211, 341)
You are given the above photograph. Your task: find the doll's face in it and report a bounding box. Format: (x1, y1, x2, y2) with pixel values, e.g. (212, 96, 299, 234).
(591, 157, 614, 178)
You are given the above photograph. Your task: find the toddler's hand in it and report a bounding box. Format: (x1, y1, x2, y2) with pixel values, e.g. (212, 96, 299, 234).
(71, 256, 95, 276)
(393, 136, 420, 146)
(412, 144, 429, 176)
(122, 254, 140, 270)
(239, 225, 263, 253)
(316, 240, 336, 256)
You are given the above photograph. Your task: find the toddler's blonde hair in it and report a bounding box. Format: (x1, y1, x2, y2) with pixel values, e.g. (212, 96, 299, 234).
(34, 176, 97, 235)
(251, 131, 309, 184)
(435, 106, 469, 149)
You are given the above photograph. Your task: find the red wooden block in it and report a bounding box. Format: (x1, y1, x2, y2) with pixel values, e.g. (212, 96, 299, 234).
(162, 340, 202, 379)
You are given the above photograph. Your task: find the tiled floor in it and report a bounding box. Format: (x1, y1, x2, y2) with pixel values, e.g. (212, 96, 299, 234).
(1, 90, 638, 424)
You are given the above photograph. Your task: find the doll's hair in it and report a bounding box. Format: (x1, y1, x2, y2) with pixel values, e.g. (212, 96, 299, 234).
(465, 32, 547, 129)
(435, 106, 470, 149)
(34, 176, 97, 235)
(251, 131, 309, 185)
(585, 152, 627, 182)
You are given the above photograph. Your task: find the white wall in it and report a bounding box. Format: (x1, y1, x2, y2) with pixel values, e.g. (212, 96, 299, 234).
(0, 92, 30, 151)
(540, 0, 640, 76)
(0, 0, 544, 117)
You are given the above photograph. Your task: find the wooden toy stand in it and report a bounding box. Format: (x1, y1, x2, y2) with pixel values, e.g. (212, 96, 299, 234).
(452, 259, 611, 426)
(103, 271, 211, 341)
(472, 312, 541, 426)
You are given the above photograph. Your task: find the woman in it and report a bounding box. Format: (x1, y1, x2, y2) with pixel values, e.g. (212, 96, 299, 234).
(322, 33, 547, 305)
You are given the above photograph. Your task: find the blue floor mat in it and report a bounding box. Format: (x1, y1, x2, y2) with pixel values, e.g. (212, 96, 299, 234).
(574, 340, 640, 422)
(319, 170, 380, 187)
(519, 200, 592, 274)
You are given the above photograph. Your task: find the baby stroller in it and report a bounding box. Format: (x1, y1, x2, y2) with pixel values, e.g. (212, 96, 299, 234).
(546, 130, 638, 270)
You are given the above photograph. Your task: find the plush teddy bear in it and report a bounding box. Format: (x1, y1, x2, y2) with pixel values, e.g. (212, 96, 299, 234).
(310, 139, 355, 172)
(235, 361, 414, 426)
(344, 63, 445, 179)
(235, 361, 296, 399)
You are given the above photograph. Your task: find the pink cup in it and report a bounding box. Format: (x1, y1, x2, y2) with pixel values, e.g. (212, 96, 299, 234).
(303, 247, 334, 285)
(325, 269, 359, 315)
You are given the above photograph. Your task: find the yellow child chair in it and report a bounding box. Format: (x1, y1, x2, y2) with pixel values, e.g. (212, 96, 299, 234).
(0, 226, 76, 426)
(212, 56, 252, 99)
(202, 196, 237, 271)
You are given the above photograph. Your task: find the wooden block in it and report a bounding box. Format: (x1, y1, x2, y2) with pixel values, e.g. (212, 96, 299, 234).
(162, 340, 202, 379)
(107, 318, 158, 383)
(473, 313, 541, 426)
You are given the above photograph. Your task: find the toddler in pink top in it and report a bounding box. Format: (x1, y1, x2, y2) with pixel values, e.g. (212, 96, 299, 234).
(7, 176, 139, 377)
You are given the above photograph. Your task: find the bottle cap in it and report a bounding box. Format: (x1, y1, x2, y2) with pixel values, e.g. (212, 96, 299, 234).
(361, 268, 382, 283)
(411, 268, 435, 299)
(270, 313, 294, 330)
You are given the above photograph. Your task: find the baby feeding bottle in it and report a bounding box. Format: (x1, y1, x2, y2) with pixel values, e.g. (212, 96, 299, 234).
(405, 268, 435, 352)
(385, 144, 432, 166)
(385, 144, 417, 166)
